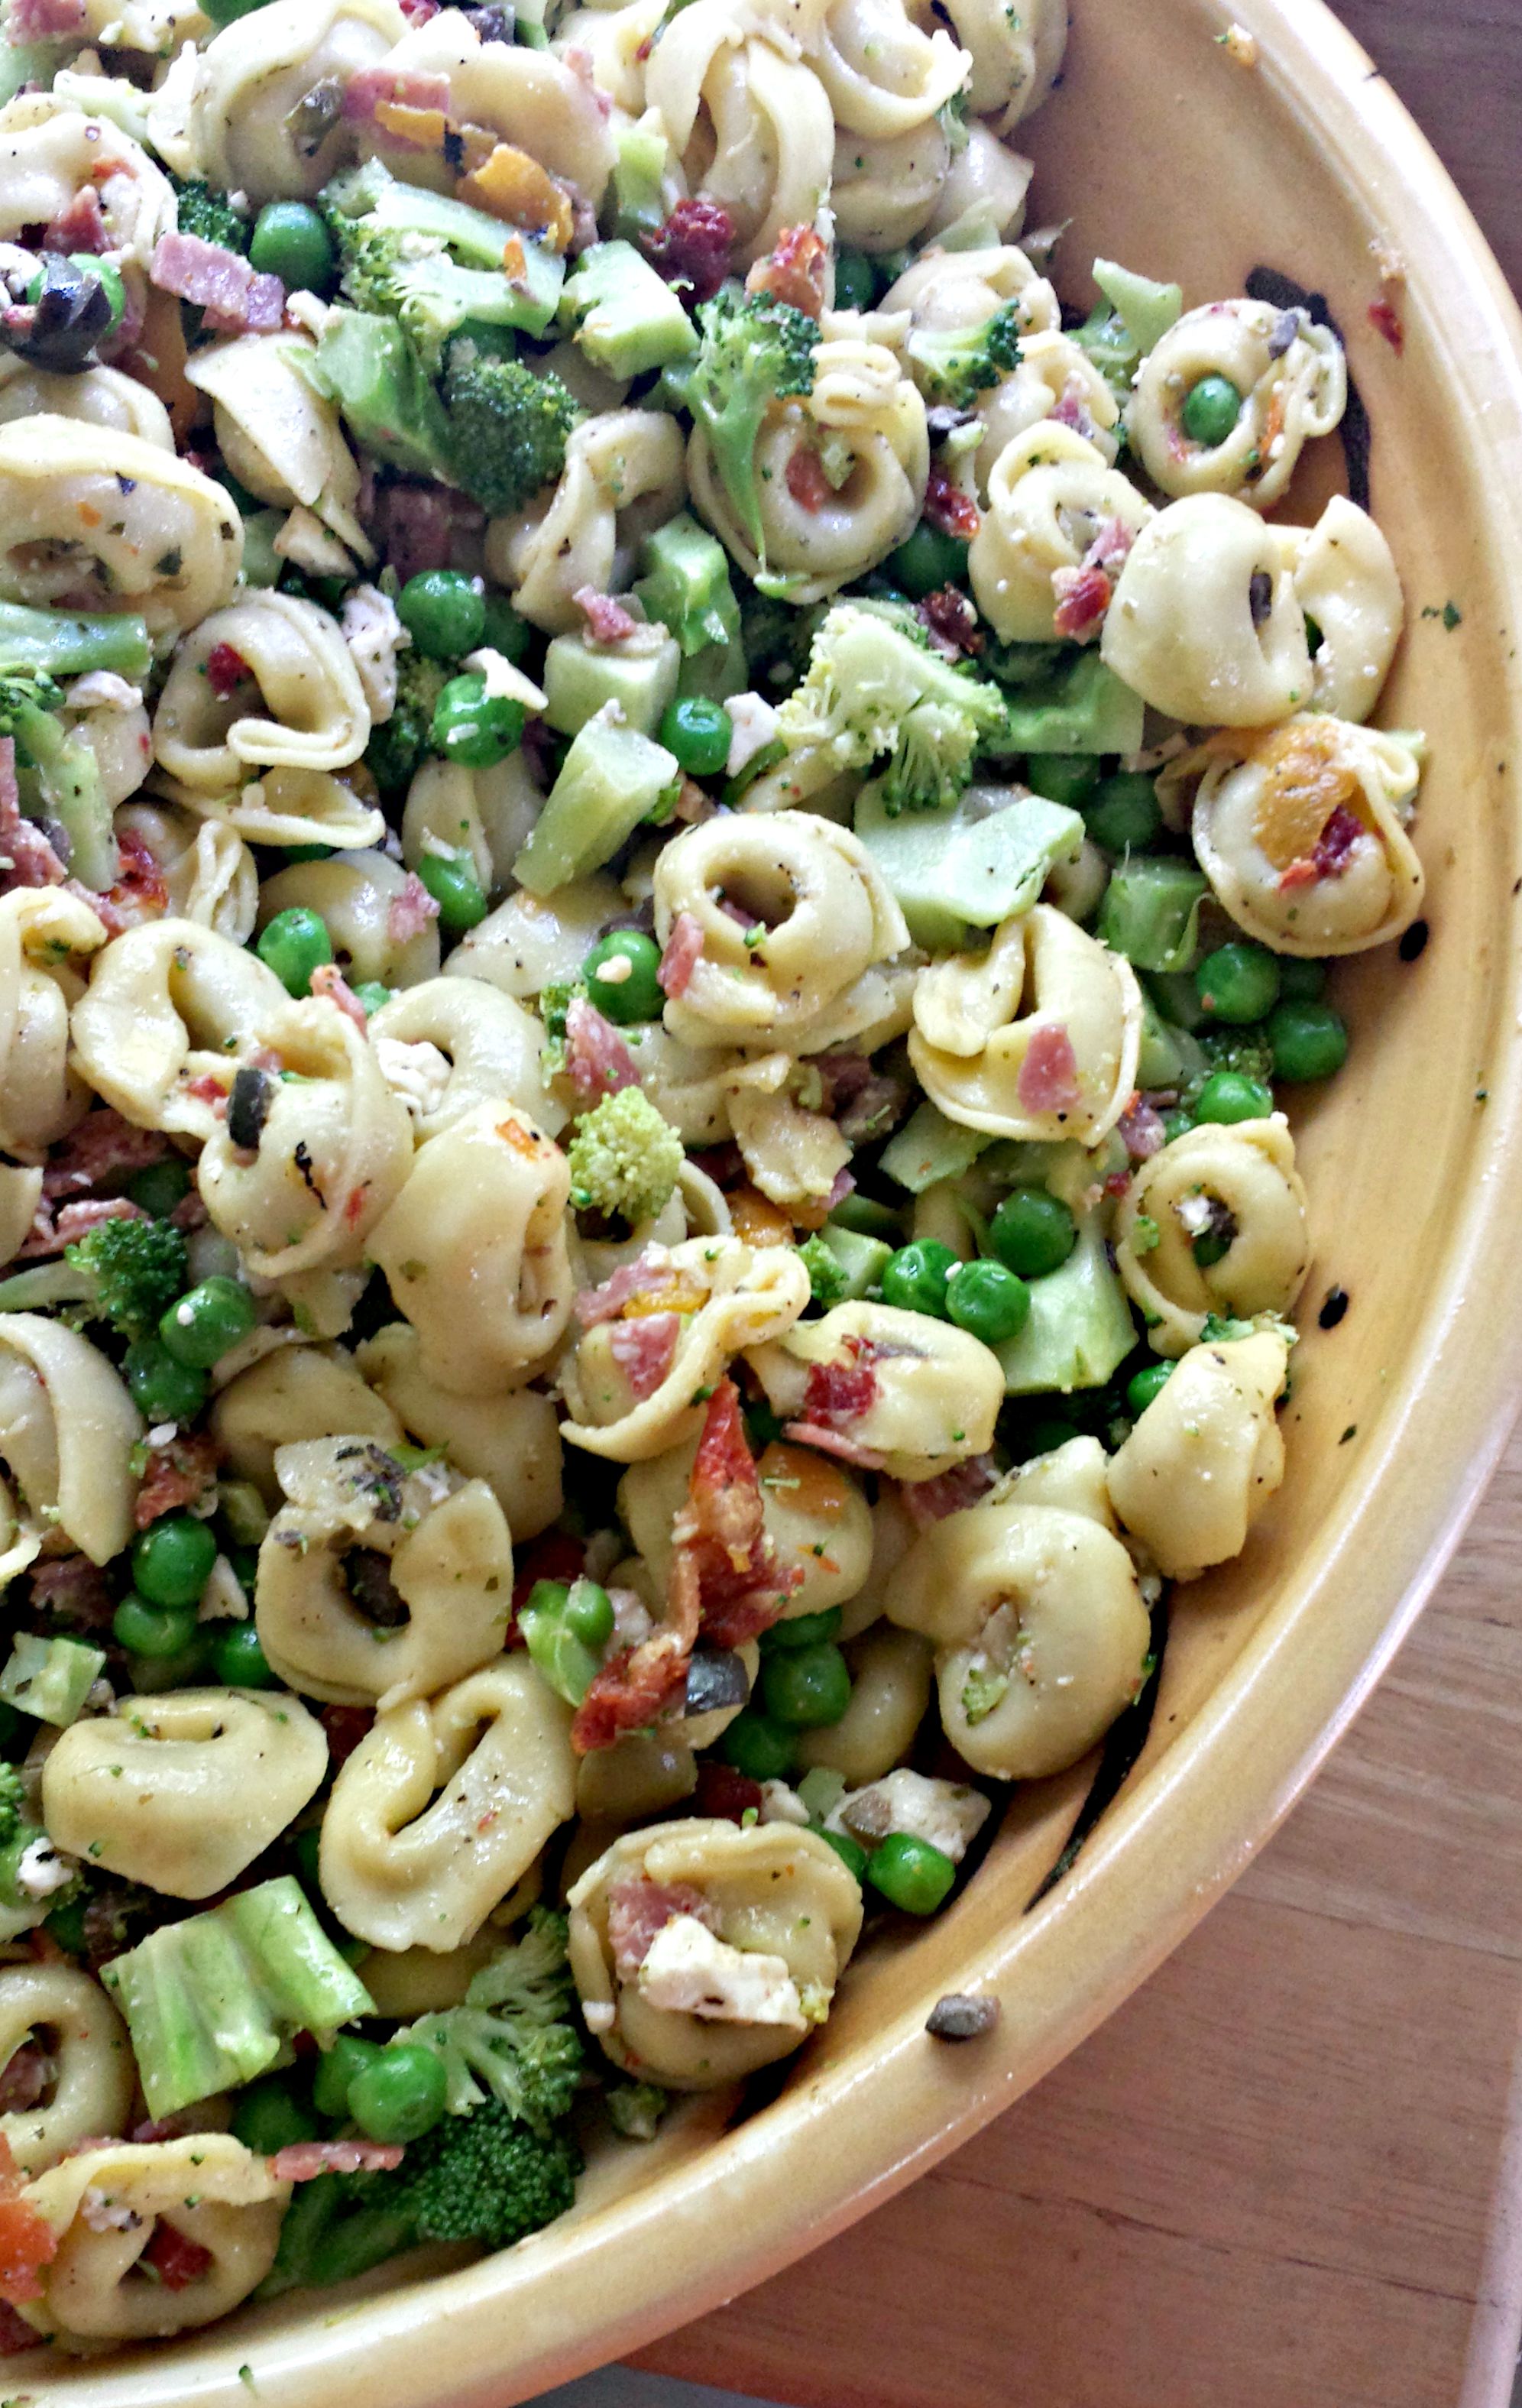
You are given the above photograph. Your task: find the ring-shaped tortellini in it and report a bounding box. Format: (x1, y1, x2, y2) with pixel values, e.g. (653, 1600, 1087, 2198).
(400, 751, 544, 901)
(0, 358, 173, 449)
(1108, 1330, 1290, 1580)
(0, 99, 176, 266)
(166, 762, 385, 855)
(255, 1435, 514, 1710)
(212, 1342, 403, 1504)
(814, 0, 968, 134)
(970, 328, 1122, 488)
(0, 418, 242, 642)
(646, 28, 834, 264)
(1184, 712, 1424, 954)
(553, 0, 668, 117)
(0, 1173, 40, 1276)
(188, 0, 406, 204)
(794, 1624, 935, 1784)
(909, 904, 1142, 1144)
(1291, 494, 1404, 724)
(368, 976, 561, 1139)
(0, 1964, 134, 2176)
(620, 1435, 874, 1622)
(1114, 1116, 1310, 1356)
(829, 118, 950, 252)
(925, 0, 1066, 128)
(0, 888, 108, 1159)
(254, 848, 441, 988)
(925, 120, 1033, 247)
(567, 1819, 863, 2087)
(885, 1501, 1149, 1779)
(488, 411, 686, 635)
(115, 802, 260, 941)
(881, 240, 1059, 339)
(1129, 299, 1348, 509)
(71, 917, 288, 1139)
(356, 1322, 563, 1541)
(368, 1101, 573, 1395)
(443, 872, 623, 1001)
(688, 336, 928, 601)
(1100, 492, 1314, 728)
(746, 1299, 1003, 1481)
(561, 1236, 811, 1462)
(374, 14, 616, 203)
(12, 2136, 288, 2346)
(319, 1656, 576, 1951)
(968, 421, 1154, 644)
(153, 593, 371, 789)
(184, 334, 365, 549)
(651, 811, 908, 1050)
(0, 1315, 141, 1565)
(43, 1687, 329, 1898)
(62, 682, 154, 816)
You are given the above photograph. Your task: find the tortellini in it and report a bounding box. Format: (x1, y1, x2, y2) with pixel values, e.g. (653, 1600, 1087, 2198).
(188, 0, 407, 204)
(445, 873, 625, 1002)
(1129, 299, 1348, 508)
(171, 763, 385, 857)
(153, 592, 371, 789)
(1292, 494, 1404, 724)
(115, 802, 260, 941)
(646, 24, 834, 264)
(793, 1623, 934, 1784)
(885, 1502, 1149, 1779)
(814, 0, 969, 134)
(12, 2136, 287, 2345)
(0, 1964, 134, 2176)
(1186, 713, 1425, 954)
(829, 119, 950, 253)
(930, 0, 1067, 128)
(0, 99, 175, 265)
(567, 1819, 863, 2086)
(1100, 492, 1314, 728)
(969, 422, 1154, 644)
(881, 241, 1059, 339)
(368, 975, 562, 1139)
(375, 14, 616, 205)
(255, 849, 441, 988)
(0, 889, 108, 1159)
(0, 358, 173, 449)
(489, 411, 686, 635)
(909, 904, 1142, 1143)
(43, 1687, 329, 1898)
(356, 1322, 564, 1541)
(319, 1656, 576, 1950)
(255, 1435, 514, 1710)
(400, 753, 545, 903)
(746, 1299, 1003, 1480)
(0, 418, 242, 640)
(1114, 1116, 1310, 1355)
(0, 1314, 141, 1566)
(368, 1102, 574, 1394)
(651, 811, 909, 1050)
(621, 1435, 874, 1622)
(184, 334, 367, 556)
(1106, 1330, 1290, 1580)
(212, 1341, 402, 1504)
(970, 328, 1122, 488)
(71, 917, 287, 1139)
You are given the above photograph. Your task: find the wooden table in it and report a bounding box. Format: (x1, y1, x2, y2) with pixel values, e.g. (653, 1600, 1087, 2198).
(633, 8, 1522, 2403)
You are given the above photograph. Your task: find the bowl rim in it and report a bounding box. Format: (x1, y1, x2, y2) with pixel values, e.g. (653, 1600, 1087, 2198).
(58, 2, 1522, 2400)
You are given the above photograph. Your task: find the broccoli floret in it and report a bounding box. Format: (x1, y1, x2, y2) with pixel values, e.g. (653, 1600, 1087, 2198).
(439, 339, 579, 518)
(604, 2079, 669, 2141)
(0, 667, 117, 891)
(0, 1765, 24, 1849)
(536, 977, 581, 1081)
(798, 1233, 851, 1308)
(686, 288, 820, 565)
(364, 650, 448, 798)
(323, 160, 564, 374)
(904, 300, 1022, 408)
(775, 601, 1007, 815)
(301, 310, 456, 483)
(0, 1212, 189, 1335)
(1178, 1027, 1276, 1111)
(401, 2098, 583, 2251)
(565, 1087, 683, 1227)
(171, 177, 249, 255)
(399, 1907, 585, 2133)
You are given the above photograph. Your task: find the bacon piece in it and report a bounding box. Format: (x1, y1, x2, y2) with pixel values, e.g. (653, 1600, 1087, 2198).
(572, 587, 636, 644)
(1368, 296, 1404, 353)
(607, 1878, 716, 1978)
(1016, 1023, 1080, 1115)
(400, 0, 439, 19)
(781, 1420, 887, 1471)
(0, 2138, 56, 2307)
(204, 642, 250, 702)
(918, 585, 981, 656)
(0, 2047, 48, 2118)
(45, 1109, 169, 1196)
(42, 187, 106, 257)
(744, 225, 827, 320)
(102, 825, 170, 926)
(607, 1311, 679, 1400)
(141, 2223, 213, 2292)
(0, 740, 65, 893)
(28, 1553, 112, 1631)
(785, 446, 831, 513)
(570, 1631, 690, 1754)
(7, 0, 83, 34)
(150, 234, 284, 337)
(692, 1761, 765, 1825)
(269, 2139, 406, 2182)
(1051, 563, 1112, 643)
(1117, 1095, 1167, 1162)
(134, 1431, 219, 1531)
(657, 909, 704, 999)
(639, 199, 733, 304)
(319, 1704, 373, 1768)
(341, 65, 452, 125)
(1050, 378, 1098, 441)
(673, 1377, 799, 1649)
(387, 871, 440, 945)
(55, 1197, 150, 1247)
(310, 961, 370, 1030)
(562, 997, 640, 1107)
(923, 467, 980, 541)
(1313, 802, 1365, 877)
(0, 2299, 37, 2353)
(801, 1342, 876, 1428)
(899, 1454, 998, 1529)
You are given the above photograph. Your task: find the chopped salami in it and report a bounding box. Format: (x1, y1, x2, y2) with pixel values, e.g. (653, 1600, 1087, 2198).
(7, 0, 83, 34)
(0, 2299, 38, 2353)
(54, 1197, 150, 1245)
(785, 446, 831, 512)
(0, 741, 65, 892)
(310, 961, 370, 1030)
(1016, 1023, 1080, 1115)
(918, 585, 981, 656)
(657, 910, 704, 999)
(387, 872, 440, 944)
(899, 1454, 998, 1528)
(141, 2224, 214, 2292)
(607, 1311, 679, 1399)
(318, 1703, 373, 1767)
(923, 467, 980, 541)
(692, 1761, 765, 1825)
(1051, 563, 1113, 643)
(1313, 802, 1366, 877)
(399, 0, 439, 20)
(607, 1878, 716, 1978)
(204, 642, 250, 702)
(150, 234, 284, 337)
(370, 480, 477, 584)
(268, 2139, 406, 2182)
(743, 225, 828, 320)
(42, 186, 106, 257)
(572, 587, 636, 644)
(0, 2046, 49, 2118)
(801, 1341, 877, 1428)
(562, 997, 640, 1107)
(133, 1431, 219, 1531)
(639, 199, 733, 305)
(574, 1249, 665, 1329)
(1368, 295, 1404, 353)
(105, 825, 170, 923)
(340, 65, 452, 126)
(28, 1553, 112, 1632)
(44, 1108, 169, 1195)
(780, 1421, 887, 1471)
(1117, 1095, 1167, 1161)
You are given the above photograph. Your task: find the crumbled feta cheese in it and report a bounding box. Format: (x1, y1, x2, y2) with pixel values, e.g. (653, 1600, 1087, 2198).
(341, 584, 406, 724)
(16, 1836, 76, 1901)
(63, 671, 143, 713)
(582, 1998, 617, 2033)
(758, 1779, 811, 1827)
(832, 1770, 991, 1865)
(636, 1914, 805, 2028)
(462, 645, 548, 715)
(1174, 1191, 1215, 1238)
(607, 1585, 653, 1648)
(81, 2186, 142, 2234)
(724, 692, 780, 778)
(374, 1035, 452, 1121)
(197, 1552, 251, 1624)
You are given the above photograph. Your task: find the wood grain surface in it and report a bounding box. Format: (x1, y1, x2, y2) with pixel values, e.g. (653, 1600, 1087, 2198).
(633, 6, 1522, 2403)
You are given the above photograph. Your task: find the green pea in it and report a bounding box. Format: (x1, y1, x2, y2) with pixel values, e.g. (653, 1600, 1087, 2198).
(819, 1828, 869, 1882)
(1161, 1107, 1193, 1143)
(1194, 941, 1281, 1024)
(430, 672, 524, 768)
(232, 2074, 319, 2155)
(759, 1606, 843, 1654)
(880, 1240, 957, 1319)
(129, 1632, 214, 1692)
(122, 1338, 208, 1426)
(1266, 999, 1348, 1082)
(397, 569, 485, 663)
(1277, 957, 1327, 1001)
(581, 929, 664, 1025)
(248, 202, 335, 295)
(479, 591, 529, 664)
(1083, 770, 1162, 854)
(866, 1831, 957, 1915)
(127, 1156, 192, 1218)
(159, 1275, 257, 1369)
(228, 1546, 260, 1594)
(721, 1708, 796, 1781)
(348, 2043, 448, 2144)
(312, 2034, 381, 2121)
(257, 905, 332, 997)
(1025, 753, 1100, 807)
(945, 1259, 1029, 1346)
(131, 1513, 217, 1610)
(291, 1826, 322, 1891)
(113, 1592, 198, 1659)
(833, 248, 876, 310)
(659, 695, 732, 779)
(283, 844, 334, 865)
(351, 982, 393, 1016)
(416, 850, 488, 934)
(1180, 373, 1243, 448)
(1126, 1360, 1174, 1415)
(886, 523, 968, 599)
(759, 1640, 851, 1730)
(1028, 1416, 1079, 1455)
(1192, 1228, 1232, 1269)
(563, 1578, 614, 1650)
(989, 1188, 1076, 1279)
(1194, 1070, 1274, 1124)
(209, 1621, 277, 1687)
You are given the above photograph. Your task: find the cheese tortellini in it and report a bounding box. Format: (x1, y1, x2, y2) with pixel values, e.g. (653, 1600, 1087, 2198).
(0, 888, 108, 1159)
(0, 1964, 134, 2177)
(489, 410, 686, 635)
(969, 422, 1154, 643)
(1129, 298, 1348, 508)
(1114, 1116, 1310, 1354)
(1100, 492, 1314, 727)
(646, 24, 835, 264)
(746, 1299, 1003, 1480)
(0, 1314, 141, 1565)
(153, 593, 371, 789)
(187, 0, 406, 203)
(1106, 1330, 1290, 1580)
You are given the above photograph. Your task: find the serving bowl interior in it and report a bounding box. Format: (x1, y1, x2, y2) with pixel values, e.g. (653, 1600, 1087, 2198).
(42, 0, 1522, 2400)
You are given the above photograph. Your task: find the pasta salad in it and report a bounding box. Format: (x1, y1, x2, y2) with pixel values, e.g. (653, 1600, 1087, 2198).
(0, 0, 1422, 2354)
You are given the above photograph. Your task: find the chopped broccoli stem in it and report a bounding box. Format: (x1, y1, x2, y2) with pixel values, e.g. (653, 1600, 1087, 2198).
(604, 2079, 669, 2141)
(0, 1634, 105, 1728)
(559, 240, 699, 381)
(300, 310, 455, 482)
(635, 513, 741, 658)
(0, 668, 118, 891)
(0, 601, 151, 682)
(565, 1087, 683, 1227)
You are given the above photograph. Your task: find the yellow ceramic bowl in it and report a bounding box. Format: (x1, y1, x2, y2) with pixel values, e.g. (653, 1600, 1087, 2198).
(46, 0, 1522, 2400)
